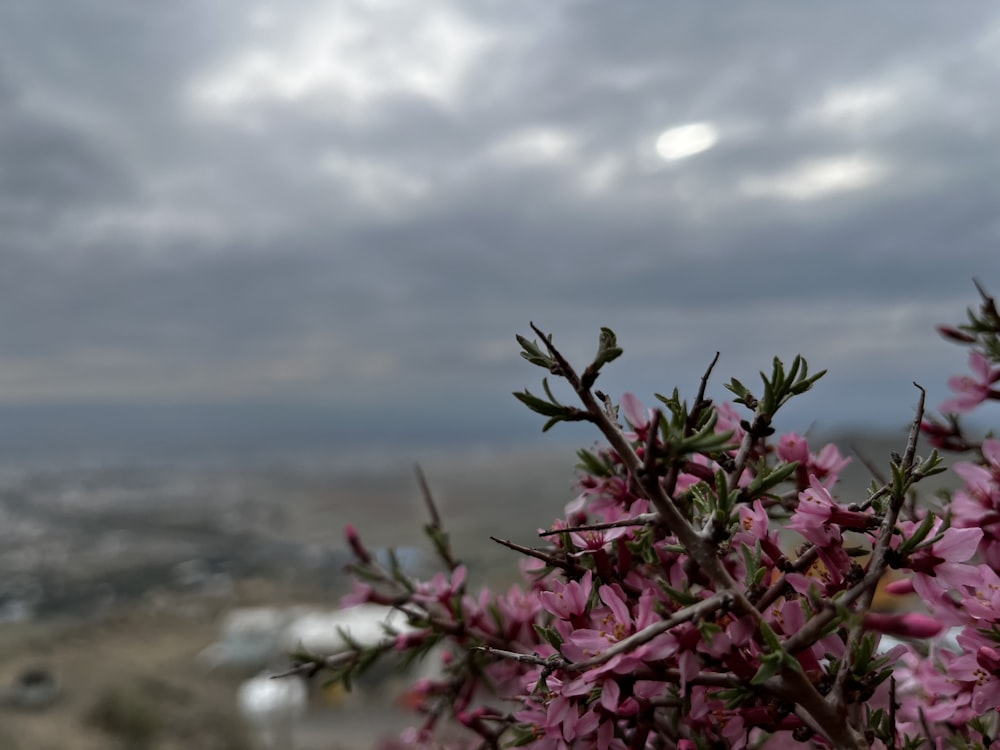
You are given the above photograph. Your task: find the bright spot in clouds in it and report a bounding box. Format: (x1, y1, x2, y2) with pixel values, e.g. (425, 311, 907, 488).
(655, 123, 719, 161)
(740, 154, 888, 201)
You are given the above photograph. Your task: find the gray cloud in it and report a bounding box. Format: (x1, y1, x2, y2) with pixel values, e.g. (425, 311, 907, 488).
(0, 1, 997, 459)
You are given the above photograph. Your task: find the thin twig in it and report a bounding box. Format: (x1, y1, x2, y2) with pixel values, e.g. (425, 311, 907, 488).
(889, 675, 898, 750)
(489, 536, 582, 574)
(643, 408, 662, 479)
(537, 513, 658, 537)
(415, 464, 459, 571)
(415, 463, 441, 529)
(695, 353, 721, 415)
(753, 545, 821, 611)
(571, 592, 733, 671)
(473, 647, 553, 667)
(851, 443, 888, 486)
(918, 707, 934, 748)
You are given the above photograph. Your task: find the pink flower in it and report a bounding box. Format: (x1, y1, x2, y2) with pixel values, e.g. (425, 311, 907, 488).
(412, 566, 467, 608)
(940, 351, 1000, 413)
(959, 564, 1000, 621)
(944, 636, 1000, 715)
(809, 443, 851, 487)
(565, 586, 673, 670)
(620, 392, 650, 436)
(777, 433, 851, 488)
(569, 524, 629, 557)
(789, 476, 876, 547)
(734, 499, 785, 569)
(340, 580, 375, 607)
(777, 432, 810, 464)
(539, 571, 592, 622)
(905, 523, 984, 604)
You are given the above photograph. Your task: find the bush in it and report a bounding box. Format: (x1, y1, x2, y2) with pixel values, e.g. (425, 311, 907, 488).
(300, 282, 1000, 749)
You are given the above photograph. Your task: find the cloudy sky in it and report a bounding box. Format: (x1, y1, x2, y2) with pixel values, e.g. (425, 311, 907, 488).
(0, 1, 997, 460)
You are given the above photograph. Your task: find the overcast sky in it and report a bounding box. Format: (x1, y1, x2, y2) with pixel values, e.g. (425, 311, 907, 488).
(0, 1, 998, 460)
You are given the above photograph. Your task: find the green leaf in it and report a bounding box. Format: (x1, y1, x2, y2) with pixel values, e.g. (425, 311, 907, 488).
(516, 335, 553, 368)
(424, 524, 450, 561)
(751, 566, 768, 587)
(917, 450, 946, 477)
(790, 370, 826, 396)
(541, 416, 563, 432)
(592, 346, 623, 368)
(661, 583, 700, 606)
(509, 724, 542, 747)
(853, 632, 877, 672)
(745, 460, 799, 497)
(786, 355, 801, 385)
(725, 378, 751, 401)
(750, 654, 783, 685)
(696, 620, 722, 642)
(594, 327, 622, 367)
(896, 510, 938, 554)
(758, 621, 783, 652)
(533, 624, 564, 650)
(576, 448, 611, 478)
(541, 377, 563, 405)
(890, 460, 909, 497)
(513, 389, 567, 417)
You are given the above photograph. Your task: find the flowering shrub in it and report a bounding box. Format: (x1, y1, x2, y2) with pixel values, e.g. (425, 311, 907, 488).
(300, 282, 1000, 749)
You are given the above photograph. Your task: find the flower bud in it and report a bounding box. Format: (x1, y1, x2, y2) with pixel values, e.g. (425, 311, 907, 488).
(936, 325, 977, 343)
(863, 612, 943, 639)
(345, 523, 371, 563)
(884, 578, 916, 596)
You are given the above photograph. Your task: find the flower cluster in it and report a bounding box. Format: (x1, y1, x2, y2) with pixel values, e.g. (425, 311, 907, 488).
(307, 285, 1000, 749)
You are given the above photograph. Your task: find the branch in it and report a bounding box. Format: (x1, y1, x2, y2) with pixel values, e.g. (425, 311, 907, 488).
(831, 385, 927, 716)
(526, 326, 865, 749)
(415, 463, 441, 529)
(570, 591, 733, 671)
(490, 536, 583, 575)
(415, 464, 459, 571)
(475, 592, 737, 674)
(527, 324, 737, 594)
(537, 513, 658, 537)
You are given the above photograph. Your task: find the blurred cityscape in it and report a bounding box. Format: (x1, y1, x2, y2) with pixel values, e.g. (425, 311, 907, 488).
(0, 441, 582, 749)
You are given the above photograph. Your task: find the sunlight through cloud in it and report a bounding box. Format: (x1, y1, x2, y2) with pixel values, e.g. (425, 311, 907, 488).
(654, 123, 719, 161)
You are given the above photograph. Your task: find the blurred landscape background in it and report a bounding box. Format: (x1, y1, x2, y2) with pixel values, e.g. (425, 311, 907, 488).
(0, 0, 998, 747)
(0, 428, 964, 749)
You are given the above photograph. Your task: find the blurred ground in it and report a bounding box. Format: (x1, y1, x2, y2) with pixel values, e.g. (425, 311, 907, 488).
(0, 446, 579, 749)
(0, 433, 961, 748)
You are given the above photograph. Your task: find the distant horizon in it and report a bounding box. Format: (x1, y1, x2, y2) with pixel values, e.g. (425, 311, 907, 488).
(0, 398, 984, 472)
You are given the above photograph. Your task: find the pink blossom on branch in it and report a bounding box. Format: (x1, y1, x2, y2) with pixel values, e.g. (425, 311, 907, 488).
(777, 432, 851, 489)
(341, 288, 1000, 750)
(940, 351, 1000, 413)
